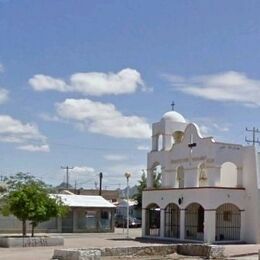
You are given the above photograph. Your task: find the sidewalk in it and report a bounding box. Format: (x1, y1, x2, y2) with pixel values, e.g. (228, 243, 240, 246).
(0, 228, 161, 260)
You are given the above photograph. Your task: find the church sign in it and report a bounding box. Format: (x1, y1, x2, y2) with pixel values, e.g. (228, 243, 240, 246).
(171, 156, 215, 164)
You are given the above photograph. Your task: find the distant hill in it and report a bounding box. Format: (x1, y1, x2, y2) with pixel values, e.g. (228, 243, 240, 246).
(56, 182, 74, 189)
(117, 185, 137, 199)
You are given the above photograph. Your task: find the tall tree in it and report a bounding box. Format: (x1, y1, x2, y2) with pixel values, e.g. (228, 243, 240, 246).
(132, 172, 147, 209)
(1, 173, 68, 237)
(132, 170, 162, 210)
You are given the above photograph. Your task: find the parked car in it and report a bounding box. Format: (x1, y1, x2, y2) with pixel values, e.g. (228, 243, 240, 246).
(114, 214, 141, 228)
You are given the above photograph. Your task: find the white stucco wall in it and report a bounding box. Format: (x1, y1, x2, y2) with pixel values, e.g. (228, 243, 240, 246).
(143, 111, 260, 243)
(143, 188, 245, 210)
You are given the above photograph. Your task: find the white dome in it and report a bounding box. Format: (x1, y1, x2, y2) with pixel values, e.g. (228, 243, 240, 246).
(161, 111, 186, 123)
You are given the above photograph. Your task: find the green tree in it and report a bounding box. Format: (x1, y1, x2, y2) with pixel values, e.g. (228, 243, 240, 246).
(132, 170, 162, 210)
(2, 173, 68, 237)
(132, 172, 147, 209)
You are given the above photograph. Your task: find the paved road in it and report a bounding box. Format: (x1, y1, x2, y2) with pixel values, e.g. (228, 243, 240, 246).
(0, 229, 259, 260)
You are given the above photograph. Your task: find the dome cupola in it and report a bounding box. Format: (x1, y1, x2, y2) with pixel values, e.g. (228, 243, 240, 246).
(161, 110, 186, 123)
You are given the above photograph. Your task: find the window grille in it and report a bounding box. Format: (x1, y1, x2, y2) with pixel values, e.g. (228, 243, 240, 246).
(164, 204, 180, 238)
(216, 204, 241, 241)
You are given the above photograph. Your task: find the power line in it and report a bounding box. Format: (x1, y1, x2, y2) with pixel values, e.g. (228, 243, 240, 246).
(48, 141, 139, 151)
(61, 166, 74, 189)
(245, 127, 260, 146)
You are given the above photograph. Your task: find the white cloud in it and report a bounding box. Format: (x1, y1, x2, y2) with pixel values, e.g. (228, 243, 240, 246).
(199, 125, 210, 135)
(18, 144, 50, 152)
(0, 88, 8, 104)
(71, 166, 95, 174)
(29, 68, 148, 96)
(105, 163, 146, 185)
(137, 145, 150, 151)
(193, 117, 230, 137)
(39, 113, 64, 122)
(0, 115, 49, 152)
(104, 154, 127, 161)
(165, 71, 260, 107)
(56, 98, 151, 139)
(29, 74, 70, 92)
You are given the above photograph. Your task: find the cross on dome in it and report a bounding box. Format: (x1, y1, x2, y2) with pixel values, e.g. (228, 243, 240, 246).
(171, 101, 175, 111)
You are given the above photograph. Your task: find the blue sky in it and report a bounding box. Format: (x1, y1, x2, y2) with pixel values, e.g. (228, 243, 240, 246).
(0, 0, 260, 189)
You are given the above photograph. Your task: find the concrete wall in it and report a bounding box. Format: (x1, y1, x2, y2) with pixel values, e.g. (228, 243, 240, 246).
(0, 214, 60, 234)
(0, 207, 115, 234)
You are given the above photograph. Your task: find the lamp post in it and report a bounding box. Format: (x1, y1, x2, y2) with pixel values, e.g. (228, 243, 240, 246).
(124, 172, 131, 239)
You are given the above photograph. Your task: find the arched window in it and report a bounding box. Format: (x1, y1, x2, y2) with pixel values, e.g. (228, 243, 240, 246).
(198, 163, 208, 187)
(173, 131, 184, 144)
(220, 162, 238, 187)
(176, 166, 184, 188)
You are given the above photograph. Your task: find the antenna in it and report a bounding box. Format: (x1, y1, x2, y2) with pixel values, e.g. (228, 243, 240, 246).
(245, 127, 260, 146)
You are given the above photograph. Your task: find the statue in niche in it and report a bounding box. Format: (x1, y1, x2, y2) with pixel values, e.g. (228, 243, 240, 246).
(199, 163, 207, 186)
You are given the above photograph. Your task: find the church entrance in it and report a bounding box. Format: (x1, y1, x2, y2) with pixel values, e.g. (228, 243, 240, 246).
(185, 203, 204, 241)
(164, 203, 180, 238)
(145, 203, 160, 236)
(216, 203, 241, 241)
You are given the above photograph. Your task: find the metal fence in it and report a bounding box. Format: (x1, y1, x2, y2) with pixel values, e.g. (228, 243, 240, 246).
(164, 203, 180, 238)
(185, 203, 204, 241)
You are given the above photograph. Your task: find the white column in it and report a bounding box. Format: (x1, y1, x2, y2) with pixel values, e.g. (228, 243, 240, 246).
(204, 210, 216, 243)
(160, 209, 165, 238)
(161, 166, 167, 187)
(163, 134, 173, 151)
(180, 209, 185, 240)
(141, 208, 146, 237)
(147, 169, 153, 189)
(240, 210, 245, 241)
(152, 135, 158, 151)
(172, 169, 177, 188)
(237, 167, 243, 187)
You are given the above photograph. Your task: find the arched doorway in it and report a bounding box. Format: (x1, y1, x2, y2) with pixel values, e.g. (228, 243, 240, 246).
(145, 203, 160, 236)
(185, 203, 204, 240)
(164, 203, 180, 238)
(216, 203, 241, 241)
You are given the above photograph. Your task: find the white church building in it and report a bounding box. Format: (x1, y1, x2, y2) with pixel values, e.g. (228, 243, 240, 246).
(142, 109, 260, 244)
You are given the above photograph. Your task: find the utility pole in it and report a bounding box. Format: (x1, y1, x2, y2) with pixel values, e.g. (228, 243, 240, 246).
(99, 172, 103, 195)
(61, 166, 74, 189)
(245, 127, 260, 146)
(124, 172, 131, 239)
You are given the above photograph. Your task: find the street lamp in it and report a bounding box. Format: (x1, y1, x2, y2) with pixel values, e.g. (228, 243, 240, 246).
(124, 172, 131, 239)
